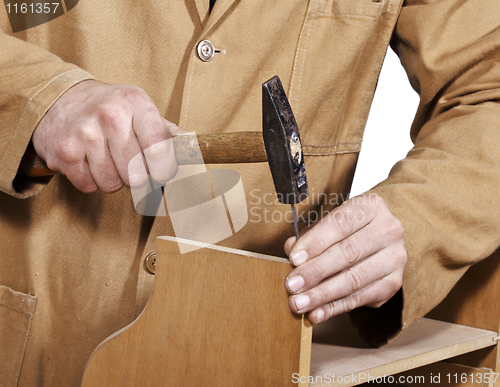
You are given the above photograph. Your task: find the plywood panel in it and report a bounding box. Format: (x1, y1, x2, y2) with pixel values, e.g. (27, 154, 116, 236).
(82, 236, 312, 387)
(309, 314, 497, 387)
(428, 249, 500, 371)
(395, 362, 495, 387)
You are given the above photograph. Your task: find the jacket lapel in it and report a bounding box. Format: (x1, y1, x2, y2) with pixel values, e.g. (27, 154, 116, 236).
(193, 0, 210, 27)
(202, 0, 239, 33)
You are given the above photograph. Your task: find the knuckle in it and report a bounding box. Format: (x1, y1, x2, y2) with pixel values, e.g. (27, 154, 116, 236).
(331, 210, 354, 237)
(344, 268, 363, 293)
(80, 125, 104, 147)
(312, 233, 332, 255)
(344, 292, 361, 311)
(96, 104, 125, 130)
(383, 275, 403, 298)
(395, 243, 408, 266)
(389, 276, 403, 293)
(307, 258, 328, 281)
(371, 193, 386, 209)
(56, 142, 80, 165)
(339, 238, 361, 265)
(383, 214, 404, 237)
(325, 301, 339, 317)
(122, 86, 149, 106)
(312, 286, 331, 307)
(388, 241, 407, 269)
(393, 219, 405, 239)
(327, 292, 360, 316)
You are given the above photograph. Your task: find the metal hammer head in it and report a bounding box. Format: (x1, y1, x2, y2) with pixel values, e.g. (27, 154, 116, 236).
(262, 76, 309, 205)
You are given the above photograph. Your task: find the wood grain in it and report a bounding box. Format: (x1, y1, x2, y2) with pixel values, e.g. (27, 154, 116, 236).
(309, 314, 497, 387)
(390, 362, 494, 387)
(22, 132, 267, 177)
(81, 237, 311, 387)
(427, 249, 500, 371)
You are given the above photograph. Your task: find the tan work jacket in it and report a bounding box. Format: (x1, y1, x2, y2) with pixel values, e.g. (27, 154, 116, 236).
(1, 0, 500, 385)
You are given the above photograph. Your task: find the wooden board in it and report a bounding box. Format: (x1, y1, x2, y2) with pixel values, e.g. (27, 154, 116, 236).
(396, 362, 495, 387)
(427, 249, 500, 371)
(81, 236, 312, 387)
(308, 314, 497, 387)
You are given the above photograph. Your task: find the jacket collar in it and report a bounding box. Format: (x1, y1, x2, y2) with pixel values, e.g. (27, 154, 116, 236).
(194, 0, 239, 32)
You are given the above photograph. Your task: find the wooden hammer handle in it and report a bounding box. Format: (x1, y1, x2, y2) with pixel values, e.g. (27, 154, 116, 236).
(21, 132, 267, 177)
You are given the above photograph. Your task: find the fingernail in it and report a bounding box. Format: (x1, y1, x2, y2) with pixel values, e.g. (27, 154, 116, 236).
(313, 309, 324, 323)
(290, 250, 308, 266)
(285, 236, 297, 247)
(293, 294, 310, 311)
(287, 275, 304, 293)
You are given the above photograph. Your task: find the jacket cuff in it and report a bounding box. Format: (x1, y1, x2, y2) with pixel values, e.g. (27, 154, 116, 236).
(1, 68, 95, 198)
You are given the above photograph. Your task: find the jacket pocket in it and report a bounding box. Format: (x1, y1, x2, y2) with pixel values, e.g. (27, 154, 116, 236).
(289, 0, 386, 155)
(0, 286, 36, 387)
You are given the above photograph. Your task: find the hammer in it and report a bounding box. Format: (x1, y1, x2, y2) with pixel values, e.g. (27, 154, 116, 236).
(21, 76, 309, 238)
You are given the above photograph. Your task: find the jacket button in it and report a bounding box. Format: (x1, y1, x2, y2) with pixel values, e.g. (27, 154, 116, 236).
(144, 252, 156, 274)
(197, 40, 215, 62)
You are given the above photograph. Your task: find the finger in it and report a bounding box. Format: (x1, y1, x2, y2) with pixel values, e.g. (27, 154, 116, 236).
(127, 150, 149, 188)
(133, 111, 177, 183)
(288, 194, 382, 266)
(285, 220, 404, 293)
(308, 270, 404, 324)
(284, 224, 314, 258)
(86, 141, 123, 193)
(287, 244, 403, 314)
(64, 160, 99, 194)
(107, 128, 146, 187)
(284, 236, 296, 257)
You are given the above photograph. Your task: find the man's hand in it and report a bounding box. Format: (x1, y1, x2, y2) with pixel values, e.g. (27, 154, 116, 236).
(32, 80, 184, 193)
(284, 193, 406, 324)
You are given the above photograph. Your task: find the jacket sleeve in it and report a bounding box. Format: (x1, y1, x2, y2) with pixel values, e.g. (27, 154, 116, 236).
(350, 0, 500, 345)
(0, 31, 95, 198)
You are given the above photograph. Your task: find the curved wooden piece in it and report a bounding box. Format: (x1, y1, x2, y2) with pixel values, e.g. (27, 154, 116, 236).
(81, 237, 312, 387)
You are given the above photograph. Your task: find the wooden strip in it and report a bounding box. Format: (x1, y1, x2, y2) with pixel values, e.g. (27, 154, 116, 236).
(496, 322, 500, 386)
(298, 316, 313, 387)
(164, 236, 290, 264)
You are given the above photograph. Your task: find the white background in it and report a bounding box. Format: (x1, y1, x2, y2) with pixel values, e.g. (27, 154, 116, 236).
(349, 48, 419, 197)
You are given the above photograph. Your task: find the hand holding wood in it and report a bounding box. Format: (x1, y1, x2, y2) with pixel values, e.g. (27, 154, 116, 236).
(284, 193, 407, 324)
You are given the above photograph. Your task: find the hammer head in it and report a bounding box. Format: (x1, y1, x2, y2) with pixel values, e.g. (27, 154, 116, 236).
(262, 76, 308, 205)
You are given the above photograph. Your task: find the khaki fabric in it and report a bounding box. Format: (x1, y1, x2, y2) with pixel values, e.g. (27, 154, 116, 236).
(0, 0, 499, 385)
